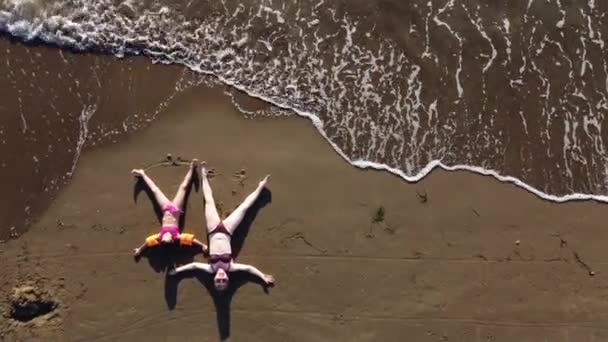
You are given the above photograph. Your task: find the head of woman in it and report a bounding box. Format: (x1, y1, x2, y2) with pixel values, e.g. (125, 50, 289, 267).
(214, 268, 229, 291)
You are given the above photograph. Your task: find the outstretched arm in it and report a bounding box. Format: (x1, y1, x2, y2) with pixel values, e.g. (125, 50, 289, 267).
(133, 242, 148, 259)
(169, 262, 213, 275)
(231, 263, 275, 286)
(134, 235, 160, 259)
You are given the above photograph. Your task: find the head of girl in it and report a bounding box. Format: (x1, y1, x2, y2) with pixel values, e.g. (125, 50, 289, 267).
(160, 232, 173, 244)
(214, 269, 229, 291)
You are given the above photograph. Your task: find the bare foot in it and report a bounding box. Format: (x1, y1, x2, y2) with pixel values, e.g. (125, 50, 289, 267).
(259, 175, 270, 187)
(191, 158, 200, 169)
(131, 169, 145, 177)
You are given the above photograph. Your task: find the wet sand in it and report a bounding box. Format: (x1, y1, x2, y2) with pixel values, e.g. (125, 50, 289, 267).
(0, 37, 209, 240)
(1, 81, 608, 341)
(4, 0, 606, 196)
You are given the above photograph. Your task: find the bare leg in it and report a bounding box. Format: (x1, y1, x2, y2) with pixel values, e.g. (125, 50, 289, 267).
(132, 169, 171, 208)
(202, 166, 221, 230)
(223, 175, 269, 234)
(171, 159, 199, 209)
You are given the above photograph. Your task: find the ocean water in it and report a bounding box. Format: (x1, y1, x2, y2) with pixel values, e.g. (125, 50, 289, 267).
(1, 0, 608, 202)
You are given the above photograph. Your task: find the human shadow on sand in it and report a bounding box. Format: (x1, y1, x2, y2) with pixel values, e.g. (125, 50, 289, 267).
(167, 188, 273, 341)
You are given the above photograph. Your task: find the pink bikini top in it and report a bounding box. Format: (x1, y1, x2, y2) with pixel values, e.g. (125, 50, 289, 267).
(162, 203, 183, 217)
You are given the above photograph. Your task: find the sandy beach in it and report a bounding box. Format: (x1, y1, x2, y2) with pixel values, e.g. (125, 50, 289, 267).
(2, 0, 608, 340)
(0, 37, 196, 241)
(1, 79, 608, 341)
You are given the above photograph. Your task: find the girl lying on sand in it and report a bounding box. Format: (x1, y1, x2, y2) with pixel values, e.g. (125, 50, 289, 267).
(132, 159, 208, 258)
(169, 166, 274, 290)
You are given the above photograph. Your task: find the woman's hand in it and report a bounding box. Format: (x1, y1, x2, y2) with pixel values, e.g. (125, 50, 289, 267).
(263, 274, 275, 286)
(259, 175, 270, 188)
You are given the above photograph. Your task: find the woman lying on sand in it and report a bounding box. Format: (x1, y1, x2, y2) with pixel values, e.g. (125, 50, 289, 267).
(169, 166, 274, 290)
(132, 159, 208, 258)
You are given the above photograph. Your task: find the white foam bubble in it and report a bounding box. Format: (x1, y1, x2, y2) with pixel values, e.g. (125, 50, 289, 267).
(1, 0, 607, 203)
(67, 104, 96, 178)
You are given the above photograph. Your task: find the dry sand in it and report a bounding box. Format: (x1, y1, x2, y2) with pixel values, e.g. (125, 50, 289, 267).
(1, 84, 608, 341)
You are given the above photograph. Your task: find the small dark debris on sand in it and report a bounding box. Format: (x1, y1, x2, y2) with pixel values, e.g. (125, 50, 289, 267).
(365, 206, 383, 238)
(474, 253, 488, 261)
(9, 227, 19, 239)
(550, 233, 568, 248)
(367, 205, 397, 237)
(415, 188, 428, 203)
(372, 206, 385, 224)
(471, 207, 481, 218)
(206, 167, 219, 178)
(572, 252, 595, 277)
(233, 168, 247, 186)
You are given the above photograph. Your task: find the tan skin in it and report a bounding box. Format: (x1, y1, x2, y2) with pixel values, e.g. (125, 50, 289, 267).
(169, 167, 274, 290)
(132, 159, 208, 258)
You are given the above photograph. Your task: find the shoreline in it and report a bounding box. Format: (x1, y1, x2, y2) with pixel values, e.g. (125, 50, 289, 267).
(0, 31, 605, 243)
(2, 81, 608, 341)
(0, 36, 217, 240)
(1, 5, 606, 201)
(131, 58, 608, 205)
(1, 2, 607, 340)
